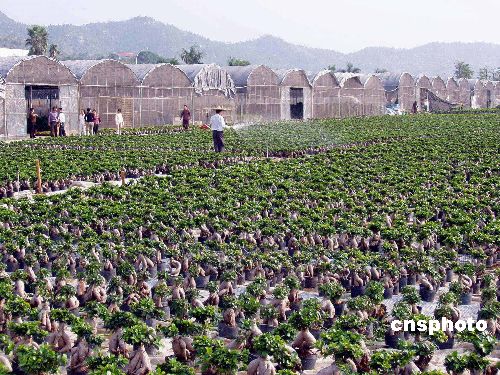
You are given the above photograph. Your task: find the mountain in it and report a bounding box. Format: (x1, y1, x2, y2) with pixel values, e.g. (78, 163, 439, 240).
(0, 11, 499, 77)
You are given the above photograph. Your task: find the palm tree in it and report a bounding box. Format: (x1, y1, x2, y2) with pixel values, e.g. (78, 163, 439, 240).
(49, 44, 60, 59)
(26, 26, 48, 56)
(180, 45, 204, 65)
(337, 62, 361, 74)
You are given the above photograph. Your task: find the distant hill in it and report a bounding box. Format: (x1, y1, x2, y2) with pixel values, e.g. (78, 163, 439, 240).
(0, 11, 499, 77)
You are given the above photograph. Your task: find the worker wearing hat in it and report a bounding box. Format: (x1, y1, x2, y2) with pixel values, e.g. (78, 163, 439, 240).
(210, 106, 228, 152)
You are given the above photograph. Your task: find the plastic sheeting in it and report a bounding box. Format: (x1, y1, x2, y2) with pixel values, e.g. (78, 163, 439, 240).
(420, 88, 457, 113)
(177, 64, 235, 97)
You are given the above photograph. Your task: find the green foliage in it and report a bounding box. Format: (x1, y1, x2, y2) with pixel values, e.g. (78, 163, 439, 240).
(104, 311, 139, 330)
(15, 344, 66, 375)
(288, 305, 323, 330)
(26, 25, 48, 55)
(7, 322, 48, 343)
(228, 57, 251, 66)
(370, 349, 414, 374)
(155, 358, 195, 375)
(365, 281, 385, 304)
(454, 61, 474, 79)
(457, 329, 497, 356)
(402, 286, 421, 305)
(317, 328, 364, 361)
(319, 281, 345, 302)
(180, 45, 204, 64)
(252, 333, 284, 357)
(122, 323, 160, 348)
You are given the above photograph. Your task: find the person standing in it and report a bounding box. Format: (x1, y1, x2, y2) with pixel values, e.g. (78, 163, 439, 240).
(93, 110, 100, 135)
(210, 107, 227, 153)
(412, 101, 418, 114)
(48, 107, 59, 137)
(115, 109, 124, 135)
(28, 108, 38, 138)
(180, 104, 191, 130)
(78, 109, 86, 135)
(57, 108, 66, 136)
(84, 108, 94, 136)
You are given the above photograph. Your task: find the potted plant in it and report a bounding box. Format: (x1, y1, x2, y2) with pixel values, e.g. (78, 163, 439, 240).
(247, 333, 282, 375)
(160, 318, 203, 362)
(289, 305, 323, 370)
(316, 328, 364, 371)
(154, 358, 195, 375)
(122, 322, 161, 356)
(369, 349, 414, 375)
(259, 305, 279, 333)
(444, 351, 467, 375)
(318, 281, 345, 317)
(284, 276, 301, 312)
(14, 344, 66, 375)
(197, 339, 246, 375)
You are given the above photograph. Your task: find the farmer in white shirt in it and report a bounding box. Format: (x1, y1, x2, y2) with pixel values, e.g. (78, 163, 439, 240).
(57, 107, 66, 136)
(115, 108, 124, 135)
(210, 107, 227, 152)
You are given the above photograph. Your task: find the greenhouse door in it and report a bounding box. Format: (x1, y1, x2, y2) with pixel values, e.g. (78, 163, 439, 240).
(290, 88, 304, 119)
(486, 90, 491, 108)
(25, 85, 60, 133)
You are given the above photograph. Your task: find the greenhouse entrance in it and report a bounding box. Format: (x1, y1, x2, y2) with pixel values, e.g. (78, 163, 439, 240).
(25, 85, 60, 133)
(290, 87, 304, 119)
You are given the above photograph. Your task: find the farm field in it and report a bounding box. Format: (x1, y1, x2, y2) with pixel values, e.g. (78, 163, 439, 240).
(0, 114, 498, 374)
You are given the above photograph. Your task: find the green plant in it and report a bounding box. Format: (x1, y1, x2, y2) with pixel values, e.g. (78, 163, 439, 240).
(402, 286, 421, 305)
(198, 345, 245, 375)
(288, 306, 323, 330)
(317, 328, 364, 361)
(365, 281, 385, 304)
(122, 323, 160, 348)
(130, 297, 165, 320)
(50, 308, 77, 324)
(155, 358, 195, 375)
(191, 305, 219, 325)
(103, 311, 139, 330)
(7, 322, 48, 343)
(370, 349, 414, 374)
(318, 281, 345, 302)
(274, 322, 297, 342)
(457, 330, 497, 356)
(444, 351, 467, 374)
(252, 333, 284, 357)
(15, 344, 66, 375)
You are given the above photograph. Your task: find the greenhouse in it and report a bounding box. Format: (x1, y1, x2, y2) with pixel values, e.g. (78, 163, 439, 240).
(62, 59, 140, 129)
(275, 69, 312, 120)
(0, 55, 79, 138)
(309, 70, 341, 119)
(431, 76, 447, 100)
(358, 74, 386, 116)
(225, 65, 281, 123)
(177, 64, 236, 124)
(334, 73, 364, 117)
(129, 63, 193, 125)
(495, 81, 500, 107)
(376, 72, 415, 113)
(457, 78, 471, 107)
(445, 77, 460, 103)
(415, 74, 432, 106)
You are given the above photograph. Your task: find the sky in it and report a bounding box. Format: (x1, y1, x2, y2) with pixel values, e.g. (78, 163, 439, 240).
(3, 0, 500, 53)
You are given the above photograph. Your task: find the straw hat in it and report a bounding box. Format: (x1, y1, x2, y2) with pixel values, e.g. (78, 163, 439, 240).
(212, 105, 228, 111)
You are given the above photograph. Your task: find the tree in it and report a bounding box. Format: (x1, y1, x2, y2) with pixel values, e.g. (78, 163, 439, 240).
(48, 44, 60, 59)
(493, 68, 500, 81)
(375, 68, 388, 74)
(454, 61, 473, 79)
(180, 45, 204, 65)
(327, 65, 337, 72)
(227, 57, 251, 66)
(338, 62, 361, 73)
(478, 66, 493, 80)
(26, 25, 48, 56)
(136, 50, 178, 64)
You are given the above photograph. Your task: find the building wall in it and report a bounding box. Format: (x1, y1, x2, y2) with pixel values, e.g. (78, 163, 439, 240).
(0, 98, 5, 136)
(139, 65, 194, 125)
(446, 79, 460, 104)
(312, 73, 341, 119)
(235, 66, 281, 123)
(4, 84, 27, 138)
(416, 76, 432, 108)
(494, 82, 500, 107)
(431, 77, 447, 100)
(79, 61, 140, 128)
(339, 79, 364, 117)
(280, 71, 312, 120)
(363, 77, 386, 116)
(399, 73, 415, 113)
(458, 79, 471, 107)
